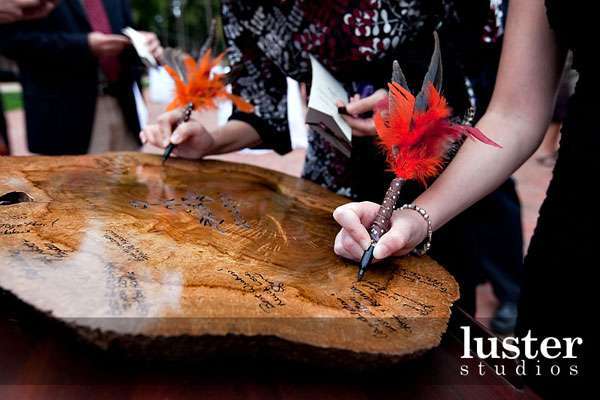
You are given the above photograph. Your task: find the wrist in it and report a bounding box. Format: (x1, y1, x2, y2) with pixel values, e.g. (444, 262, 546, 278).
(398, 204, 433, 256)
(397, 208, 428, 242)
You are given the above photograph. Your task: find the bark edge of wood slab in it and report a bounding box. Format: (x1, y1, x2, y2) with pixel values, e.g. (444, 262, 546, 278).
(0, 152, 459, 366)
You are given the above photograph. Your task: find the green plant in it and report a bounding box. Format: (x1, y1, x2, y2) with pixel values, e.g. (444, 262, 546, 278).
(1, 92, 23, 112)
(130, 0, 224, 55)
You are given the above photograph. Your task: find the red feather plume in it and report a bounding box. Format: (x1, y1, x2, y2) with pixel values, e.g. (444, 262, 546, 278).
(374, 82, 501, 186)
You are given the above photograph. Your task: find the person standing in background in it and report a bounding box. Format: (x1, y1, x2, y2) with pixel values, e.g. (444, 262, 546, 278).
(0, 96, 7, 156)
(0, 0, 162, 155)
(1, 0, 60, 156)
(0, 68, 16, 156)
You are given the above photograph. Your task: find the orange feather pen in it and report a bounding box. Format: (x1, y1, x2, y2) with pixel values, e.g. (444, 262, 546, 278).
(164, 50, 253, 113)
(357, 32, 501, 280)
(161, 47, 253, 164)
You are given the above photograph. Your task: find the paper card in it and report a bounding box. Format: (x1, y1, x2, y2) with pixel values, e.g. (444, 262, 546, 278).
(306, 56, 352, 156)
(122, 27, 158, 68)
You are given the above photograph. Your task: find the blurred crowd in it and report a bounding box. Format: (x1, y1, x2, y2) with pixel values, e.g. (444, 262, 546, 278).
(0, 0, 162, 156)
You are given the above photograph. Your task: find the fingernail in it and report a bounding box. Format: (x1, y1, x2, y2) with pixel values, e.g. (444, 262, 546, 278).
(361, 240, 371, 251)
(163, 139, 170, 147)
(171, 133, 181, 144)
(373, 243, 389, 260)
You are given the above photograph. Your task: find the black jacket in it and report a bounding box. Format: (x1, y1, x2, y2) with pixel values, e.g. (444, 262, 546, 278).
(0, 0, 142, 155)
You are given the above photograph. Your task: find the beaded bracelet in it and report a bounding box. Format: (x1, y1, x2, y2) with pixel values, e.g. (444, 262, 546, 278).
(399, 204, 433, 256)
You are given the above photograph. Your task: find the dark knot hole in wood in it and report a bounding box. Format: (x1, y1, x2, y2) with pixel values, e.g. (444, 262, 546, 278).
(0, 191, 34, 206)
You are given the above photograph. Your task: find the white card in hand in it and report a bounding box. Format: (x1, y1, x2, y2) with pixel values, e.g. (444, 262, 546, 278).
(122, 27, 158, 68)
(306, 56, 352, 157)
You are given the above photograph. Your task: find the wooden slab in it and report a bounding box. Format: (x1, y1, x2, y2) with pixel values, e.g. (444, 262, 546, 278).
(0, 152, 459, 364)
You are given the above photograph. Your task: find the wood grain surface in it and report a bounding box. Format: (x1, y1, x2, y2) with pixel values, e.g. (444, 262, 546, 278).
(0, 152, 459, 363)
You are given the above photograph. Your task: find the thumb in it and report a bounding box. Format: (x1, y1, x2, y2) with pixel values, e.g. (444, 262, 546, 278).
(171, 121, 206, 145)
(373, 229, 407, 260)
(345, 90, 386, 115)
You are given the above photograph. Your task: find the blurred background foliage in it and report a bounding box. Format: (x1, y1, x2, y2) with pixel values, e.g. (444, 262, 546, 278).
(131, 0, 224, 56)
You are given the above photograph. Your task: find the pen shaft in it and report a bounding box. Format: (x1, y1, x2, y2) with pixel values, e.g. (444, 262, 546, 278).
(357, 178, 404, 280)
(338, 106, 350, 116)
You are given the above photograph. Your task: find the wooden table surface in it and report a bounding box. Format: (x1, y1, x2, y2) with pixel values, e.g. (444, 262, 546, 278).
(0, 153, 540, 399)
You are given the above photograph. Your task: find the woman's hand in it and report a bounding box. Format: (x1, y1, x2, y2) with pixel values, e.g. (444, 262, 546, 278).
(333, 201, 428, 262)
(139, 109, 215, 159)
(336, 88, 387, 136)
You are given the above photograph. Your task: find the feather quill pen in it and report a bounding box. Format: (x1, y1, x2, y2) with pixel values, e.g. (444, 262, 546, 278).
(161, 21, 253, 164)
(357, 32, 501, 280)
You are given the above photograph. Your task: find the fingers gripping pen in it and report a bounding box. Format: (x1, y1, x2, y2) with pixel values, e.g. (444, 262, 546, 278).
(358, 178, 404, 280)
(355, 32, 501, 281)
(162, 102, 193, 164)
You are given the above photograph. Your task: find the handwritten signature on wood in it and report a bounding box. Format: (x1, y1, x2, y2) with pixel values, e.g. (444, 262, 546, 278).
(218, 268, 285, 314)
(104, 263, 148, 316)
(103, 230, 149, 262)
(0, 221, 45, 235)
(130, 191, 251, 233)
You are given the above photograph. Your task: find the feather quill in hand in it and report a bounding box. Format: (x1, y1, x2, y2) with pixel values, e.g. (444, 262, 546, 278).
(161, 23, 253, 164)
(357, 32, 501, 280)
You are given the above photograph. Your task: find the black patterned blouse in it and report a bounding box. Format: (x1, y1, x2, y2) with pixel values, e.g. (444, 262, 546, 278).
(221, 0, 504, 200)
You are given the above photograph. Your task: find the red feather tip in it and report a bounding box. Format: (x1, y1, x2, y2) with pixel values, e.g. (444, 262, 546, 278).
(374, 82, 500, 185)
(165, 50, 254, 113)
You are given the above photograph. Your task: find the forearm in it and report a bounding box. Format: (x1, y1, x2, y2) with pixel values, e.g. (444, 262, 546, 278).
(415, 0, 565, 232)
(209, 120, 262, 155)
(416, 111, 547, 231)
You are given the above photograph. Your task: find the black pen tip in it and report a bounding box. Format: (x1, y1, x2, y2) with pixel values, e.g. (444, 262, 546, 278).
(357, 243, 375, 281)
(162, 143, 175, 165)
(357, 269, 365, 281)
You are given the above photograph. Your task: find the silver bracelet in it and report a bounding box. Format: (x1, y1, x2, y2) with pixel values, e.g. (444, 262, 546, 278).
(399, 204, 433, 256)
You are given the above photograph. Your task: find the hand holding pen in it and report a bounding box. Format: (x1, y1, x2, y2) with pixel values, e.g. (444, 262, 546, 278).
(139, 105, 216, 161)
(161, 103, 193, 163)
(333, 201, 430, 271)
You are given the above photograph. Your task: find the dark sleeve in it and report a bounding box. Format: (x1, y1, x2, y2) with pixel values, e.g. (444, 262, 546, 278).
(221, 0, 291, 155)
(120, 0, 145, 81)
(122, 0, 134, 27)
(0, 97, 7, 151)
(0, 22, 91, 64)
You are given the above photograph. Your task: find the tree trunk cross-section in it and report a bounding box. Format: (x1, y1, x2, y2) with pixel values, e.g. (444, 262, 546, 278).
(0, 152, 459, 364)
